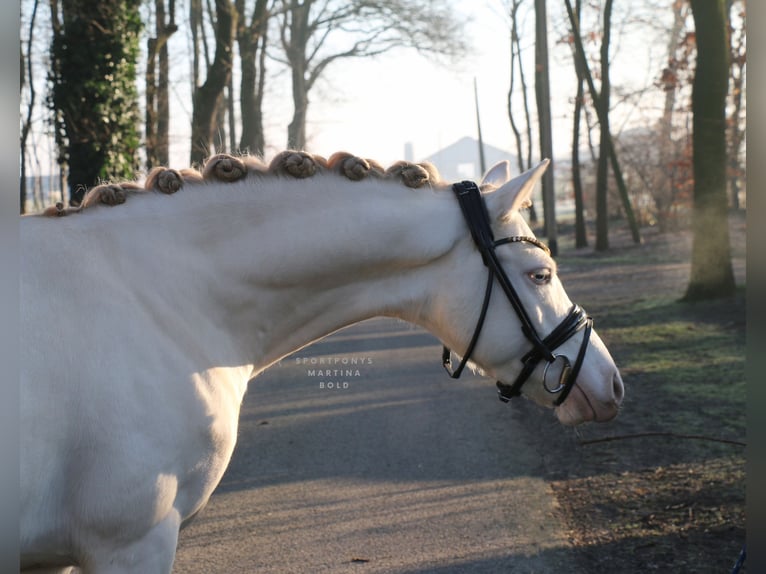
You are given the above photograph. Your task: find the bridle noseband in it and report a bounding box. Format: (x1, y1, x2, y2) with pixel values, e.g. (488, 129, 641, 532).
(441, 180, 593, 406)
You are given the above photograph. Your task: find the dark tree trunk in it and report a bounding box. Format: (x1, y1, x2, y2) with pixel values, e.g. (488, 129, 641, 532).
(571, 0, 587, 247)
(157, 0, 175, 166)
(20, 0, 39, 213)
(190, 0, 234, 165)
(50, 0, 142, 206)
(236, 0, 269, 156)
(507, 0, 525, 176)
(145, 35, 158, 168)
(563, 0, 641, 247)
(684, 0, 736, 300)
(726, 0, 745, 211)
(227, 73, 236, 152)
(190, 0, 202, 89)
(656, 0, 686, 232)
(507, 0, 537, 222)
(594, 0, 612, 252)
(534, 0, 557, 255)
(284, 0, 310, 150)
(287, 63, 308, 150)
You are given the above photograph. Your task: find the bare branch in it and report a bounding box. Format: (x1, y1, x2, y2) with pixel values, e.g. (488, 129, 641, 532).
(275, 0, 469, 148)
(579, 431, 745, 448)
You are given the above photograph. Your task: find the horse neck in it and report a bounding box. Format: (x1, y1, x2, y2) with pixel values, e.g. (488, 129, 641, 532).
(148, 176, 465, 377)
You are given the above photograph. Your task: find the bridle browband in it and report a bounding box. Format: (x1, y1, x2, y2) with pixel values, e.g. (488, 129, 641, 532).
(442, 180, 593, 406)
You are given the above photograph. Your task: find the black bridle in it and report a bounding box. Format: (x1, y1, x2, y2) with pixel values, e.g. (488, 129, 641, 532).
(441, 180, 593, 406)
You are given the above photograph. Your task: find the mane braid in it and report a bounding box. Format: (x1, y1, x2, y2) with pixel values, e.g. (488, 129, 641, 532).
(38, 150, 446, 217)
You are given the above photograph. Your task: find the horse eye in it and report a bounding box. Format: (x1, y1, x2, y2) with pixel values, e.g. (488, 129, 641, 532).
(527, 268, 552, 285)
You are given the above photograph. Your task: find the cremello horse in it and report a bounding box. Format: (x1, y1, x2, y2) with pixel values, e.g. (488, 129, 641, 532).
(20, 152, 623, 572)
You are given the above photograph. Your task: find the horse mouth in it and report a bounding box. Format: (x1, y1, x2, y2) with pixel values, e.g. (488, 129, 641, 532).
(554, 382, 621, 426)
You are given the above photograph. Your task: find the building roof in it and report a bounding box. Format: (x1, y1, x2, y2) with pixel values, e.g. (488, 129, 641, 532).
(422, 136, 518, 182)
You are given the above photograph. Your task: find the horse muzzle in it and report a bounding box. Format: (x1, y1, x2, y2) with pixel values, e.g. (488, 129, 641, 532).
(555, 369, 624, 426)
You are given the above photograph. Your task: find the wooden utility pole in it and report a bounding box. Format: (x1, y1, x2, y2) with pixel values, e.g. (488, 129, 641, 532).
(474, 77, 487, 176)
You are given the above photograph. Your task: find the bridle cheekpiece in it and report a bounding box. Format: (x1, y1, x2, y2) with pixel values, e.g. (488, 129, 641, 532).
(441, 180, 593, 406)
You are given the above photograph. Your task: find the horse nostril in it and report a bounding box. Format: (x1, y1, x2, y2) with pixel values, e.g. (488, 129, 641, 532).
(612, 373, 625, 404)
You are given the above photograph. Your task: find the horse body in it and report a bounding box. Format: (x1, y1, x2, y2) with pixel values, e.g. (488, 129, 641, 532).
(20, 160, 622, 572)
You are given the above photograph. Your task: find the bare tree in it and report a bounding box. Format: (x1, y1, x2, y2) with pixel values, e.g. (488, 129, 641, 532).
(569, 0, 587, 247)
(507, 0, 525, 176)
(726, 0, 745, 210)
(20, 0, 40, 214)
(533, 0, 557, 253)
(593, 0, 613, 251)
(235, 0, 270, 156)
(506, 0, 537, 223)
(275, 0, 466, 150)
(190, 0, 203, 89)
(190, 0, 235, 165)
(563, 0, 641, 248)
(684, 0, 736, 300)
(146, 0, 178, 169)
(654, 0, 690, 231)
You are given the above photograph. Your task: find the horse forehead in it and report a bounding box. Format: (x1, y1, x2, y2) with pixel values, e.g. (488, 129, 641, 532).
(496, 212, 535, 237)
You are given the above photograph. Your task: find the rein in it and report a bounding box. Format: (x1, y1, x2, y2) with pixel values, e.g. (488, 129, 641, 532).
(442, 180, 592, 406)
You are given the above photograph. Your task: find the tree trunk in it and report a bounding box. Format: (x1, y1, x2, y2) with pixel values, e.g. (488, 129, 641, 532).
(284, 0, 311, 150)
(507, 1, 525, 176)
(157, 0, 175, 166)
(50, 0, 142, 206)
(287, 62, 309, 150)
(507, 0, 536, 223)
(190, 0, 235, 165)
(571, 0, 587, 247)
(684, 0, 736, 300)
(726, 0, 745, 210)
(190, 0, 202, 89)
(594, 0, 612, 251)
(656, 0, 686, 232)
(145, 35, 158, 168)
(20, 0, 39, 213)
(236, 0, 268, 156)
(474, 78, 487, 175)
(227, 73, 236, 152)
(534, 0, 557, 255)
(563, 0, 641, 246)
(213, 84, 228, 152)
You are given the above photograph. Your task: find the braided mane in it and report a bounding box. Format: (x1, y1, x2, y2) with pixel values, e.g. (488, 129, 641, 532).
(40, 151, 445, 217)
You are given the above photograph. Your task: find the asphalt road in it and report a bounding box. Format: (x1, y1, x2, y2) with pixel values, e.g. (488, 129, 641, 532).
(172, 319, 581, 573)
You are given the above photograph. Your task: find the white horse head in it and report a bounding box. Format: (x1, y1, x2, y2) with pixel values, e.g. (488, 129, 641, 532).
(423, 159, 623, 425)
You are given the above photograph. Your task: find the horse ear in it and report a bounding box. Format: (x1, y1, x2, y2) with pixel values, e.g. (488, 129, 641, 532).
(484, 159, 549, 222)
(480, 160, 511, 188)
